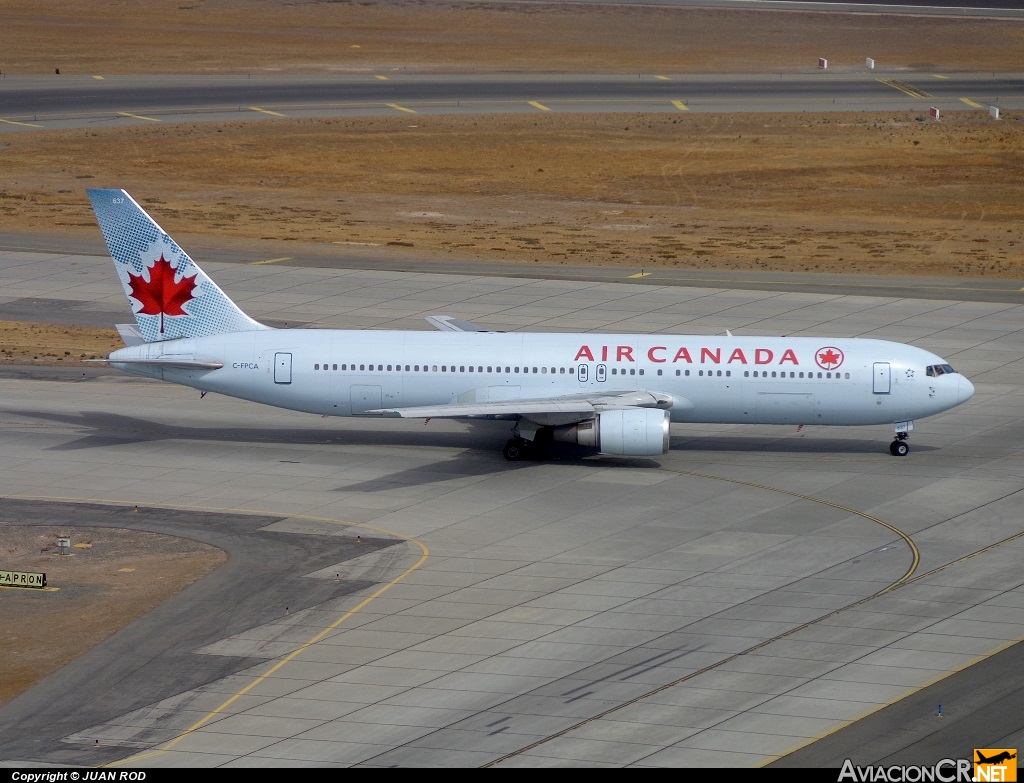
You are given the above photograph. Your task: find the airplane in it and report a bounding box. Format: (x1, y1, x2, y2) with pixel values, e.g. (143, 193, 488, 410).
(977, 752, 1017, 765)
(86, 188, 975, 461)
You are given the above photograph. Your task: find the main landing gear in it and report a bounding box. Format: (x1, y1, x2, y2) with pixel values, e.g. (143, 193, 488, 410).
(503, 437, 549, 461)
(503, 438, 529, 461)
(503, 423, 551, 461)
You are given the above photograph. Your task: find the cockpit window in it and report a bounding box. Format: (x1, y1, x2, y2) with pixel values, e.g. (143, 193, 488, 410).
(926, 364, 957, 377)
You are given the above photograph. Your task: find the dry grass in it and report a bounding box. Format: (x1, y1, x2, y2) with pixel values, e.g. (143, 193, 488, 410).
(3, 111, 1022, 279)
(0, 321, 121, 365)
(3, 0, 1022, 75)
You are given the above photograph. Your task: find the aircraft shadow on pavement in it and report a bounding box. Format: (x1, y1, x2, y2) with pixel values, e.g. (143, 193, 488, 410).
(14, 409, 931, 490)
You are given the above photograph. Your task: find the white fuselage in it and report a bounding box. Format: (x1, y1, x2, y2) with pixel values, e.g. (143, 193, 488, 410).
(109, 330, 972, 427)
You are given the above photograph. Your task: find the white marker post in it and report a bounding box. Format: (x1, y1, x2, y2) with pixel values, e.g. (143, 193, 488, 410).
(866, 58, 875, 69)
(819, 58, 828, 70)
(989, 106, 1000, 119)
(929, 107, 940, 120)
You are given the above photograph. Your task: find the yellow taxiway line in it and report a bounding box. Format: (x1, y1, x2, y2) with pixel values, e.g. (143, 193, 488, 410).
(528, 100, 551, 111)
(249, 106, 286, 117)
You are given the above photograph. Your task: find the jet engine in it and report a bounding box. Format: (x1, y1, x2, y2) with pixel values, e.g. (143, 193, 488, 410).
(553, 408, 670, 456)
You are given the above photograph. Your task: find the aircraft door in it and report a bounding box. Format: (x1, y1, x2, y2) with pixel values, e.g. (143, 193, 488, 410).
(873, 362, 891, 394)
(596, 364, 607, 383)
(351, 385, 382, 414)
(274, 352, 292, 384)
(578, 364, 589, 383)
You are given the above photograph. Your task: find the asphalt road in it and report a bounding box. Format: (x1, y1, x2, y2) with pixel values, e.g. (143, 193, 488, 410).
(2, 71, 1022, 131)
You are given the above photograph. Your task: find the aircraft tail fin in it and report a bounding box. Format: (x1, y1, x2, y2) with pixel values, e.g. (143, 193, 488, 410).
(87, 189, 270, 342)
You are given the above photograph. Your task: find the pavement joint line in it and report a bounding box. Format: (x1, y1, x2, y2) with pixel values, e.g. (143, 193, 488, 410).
(763, 632, 1024, 766)
(483, 465, 921, 767)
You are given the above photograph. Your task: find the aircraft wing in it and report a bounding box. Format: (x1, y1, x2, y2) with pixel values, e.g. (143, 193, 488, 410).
(425, 315, 494, 333)
(363, 390, 681, 420)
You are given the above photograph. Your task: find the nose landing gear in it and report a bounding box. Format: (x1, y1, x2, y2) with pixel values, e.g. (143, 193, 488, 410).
(889, 421, 913, 456)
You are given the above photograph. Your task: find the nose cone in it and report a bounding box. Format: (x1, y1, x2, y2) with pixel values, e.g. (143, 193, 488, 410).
(959, 375, 976, 403)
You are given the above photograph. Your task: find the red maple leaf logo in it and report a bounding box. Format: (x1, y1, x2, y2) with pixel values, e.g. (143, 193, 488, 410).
(126, 255, 197, 333)
(816, 347, 844, 370)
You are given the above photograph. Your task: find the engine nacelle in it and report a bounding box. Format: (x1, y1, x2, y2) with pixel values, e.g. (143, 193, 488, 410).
(553, 408, 670, 456)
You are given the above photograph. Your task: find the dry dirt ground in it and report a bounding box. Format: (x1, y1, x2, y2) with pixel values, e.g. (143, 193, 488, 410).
(1, 0, 1022, 714)
(1, 526, 225, 707)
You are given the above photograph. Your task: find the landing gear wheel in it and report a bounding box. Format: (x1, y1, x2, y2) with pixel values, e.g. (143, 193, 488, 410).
(889, 440, 909, 457)
(503, 439, 526, 461)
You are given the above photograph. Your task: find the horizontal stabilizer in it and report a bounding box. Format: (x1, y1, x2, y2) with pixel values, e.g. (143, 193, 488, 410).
(87, 357, 224, 370)
(116, 323, 145, 347)
(425, 315, 493, 333)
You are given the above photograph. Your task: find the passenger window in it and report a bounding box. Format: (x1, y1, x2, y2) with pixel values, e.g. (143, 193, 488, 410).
(639, 369, 644, 376)
(658, 369, 663, 376)
(630, 369, 636, 376)
(360, 364, 365, 371)
(314, 364, 320, 370)
(744, 371, 749, 377)
(569, 367, 575, 375)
